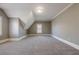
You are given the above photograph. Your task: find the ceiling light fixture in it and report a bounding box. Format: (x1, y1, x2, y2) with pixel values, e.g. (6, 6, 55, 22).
(37, 9, 43, 13)
(35, 6, 44, 14)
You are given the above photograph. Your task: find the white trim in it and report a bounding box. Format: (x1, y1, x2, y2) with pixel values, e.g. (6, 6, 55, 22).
(28, 34, 51, 36)
(9, 35, 27, 41)
(52, 3, 74, 19)
(19, 35, 27, 40)
(0, 39, 9, 44)
(52, 35, 79, 50)
(28, 34, 51, 35)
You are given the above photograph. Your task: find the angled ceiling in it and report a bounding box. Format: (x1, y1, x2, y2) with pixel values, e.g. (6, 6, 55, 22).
(0, 3, 70, 21)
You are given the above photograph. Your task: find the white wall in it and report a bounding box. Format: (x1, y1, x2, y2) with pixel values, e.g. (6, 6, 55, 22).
(0, 17, 2, 36)
(23, 12, 35, 30)
(9, 18, 26, 38)
(19, 20, 26, 37)
(9, 11, 35, 38)
(9, 18, 19, 38)
(0, 9, 9, 40)
(52, 4, 79, 46)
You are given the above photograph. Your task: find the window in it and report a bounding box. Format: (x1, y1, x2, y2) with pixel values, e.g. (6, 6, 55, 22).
(0, 16, 2, 36)
(37, 23, 42, 33)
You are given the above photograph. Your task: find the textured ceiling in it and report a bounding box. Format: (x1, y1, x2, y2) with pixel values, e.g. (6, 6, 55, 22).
(0, 3, 70, 21)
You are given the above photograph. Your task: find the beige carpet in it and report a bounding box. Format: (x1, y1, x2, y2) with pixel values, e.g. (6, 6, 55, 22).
(0, 35, 79, 55)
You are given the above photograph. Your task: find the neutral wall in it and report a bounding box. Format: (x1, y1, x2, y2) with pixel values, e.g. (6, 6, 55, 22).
(9, 18, 19, 38)
(52, 4, 79, 46)
(27, 21, 51, 34)
(19, 20, 26, 37)
(9, 18, 26, 38)
(0, 9, 9, 40)
(23, 11, 35, 30)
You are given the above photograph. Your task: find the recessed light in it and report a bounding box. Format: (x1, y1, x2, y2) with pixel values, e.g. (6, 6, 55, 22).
(37, 9, 43, 13)
(35, 6, 44, 14)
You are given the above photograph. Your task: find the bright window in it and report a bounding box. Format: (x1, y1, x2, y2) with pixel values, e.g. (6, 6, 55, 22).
(0, 16, 2, 36)
(37, 24, 42, 33)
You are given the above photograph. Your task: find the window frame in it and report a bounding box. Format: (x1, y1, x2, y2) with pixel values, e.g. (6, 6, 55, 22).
(36, 23, 42, 34)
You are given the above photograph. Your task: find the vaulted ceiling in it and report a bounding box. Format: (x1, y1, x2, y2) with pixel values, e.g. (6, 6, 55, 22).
(0, 3, 70, 21)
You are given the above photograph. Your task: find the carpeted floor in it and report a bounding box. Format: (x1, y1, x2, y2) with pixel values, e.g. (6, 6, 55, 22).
(0, 35, 79, 55)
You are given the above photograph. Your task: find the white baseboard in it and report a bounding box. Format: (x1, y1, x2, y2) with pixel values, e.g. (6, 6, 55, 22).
(52, 35, 79, 50)
(0, 39, 9, 44)
(9, 35, 27, 41)
(19, 35, 27, 40)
